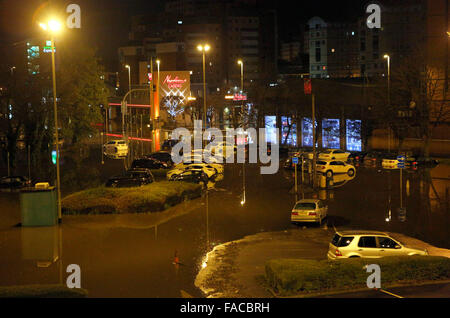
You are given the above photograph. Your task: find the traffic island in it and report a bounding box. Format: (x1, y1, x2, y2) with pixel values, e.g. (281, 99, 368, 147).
(265, 256, 450, 297)
(61, 181, 202, 214)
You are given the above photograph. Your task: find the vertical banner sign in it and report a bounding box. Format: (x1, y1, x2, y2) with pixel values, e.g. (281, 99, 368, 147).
(304, 78, 312, 95)
(158, 71, 191, 118)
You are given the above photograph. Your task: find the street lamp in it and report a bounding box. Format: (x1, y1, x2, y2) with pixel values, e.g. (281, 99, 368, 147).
(197, 44, 210, 127)
(39, 19, 63, 222)
(384, 54, 391, 152)
(237, 59, 246, 206)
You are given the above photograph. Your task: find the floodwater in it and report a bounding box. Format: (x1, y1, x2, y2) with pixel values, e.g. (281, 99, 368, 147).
(0, 160, 448, 297)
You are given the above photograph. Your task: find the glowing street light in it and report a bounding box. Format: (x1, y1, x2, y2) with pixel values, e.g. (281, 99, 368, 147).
(197, 44, 210, 128)
(38, 19, 63, 221)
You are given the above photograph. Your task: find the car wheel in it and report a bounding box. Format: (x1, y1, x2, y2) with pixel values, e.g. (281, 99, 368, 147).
(326, 170, 333, 178)
(349, 255, 360, 258)
(347, 169, 355, 176)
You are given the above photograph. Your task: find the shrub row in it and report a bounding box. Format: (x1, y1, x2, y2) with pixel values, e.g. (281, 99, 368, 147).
(265, 256, 450, 295)
(62, 181, 202, 214)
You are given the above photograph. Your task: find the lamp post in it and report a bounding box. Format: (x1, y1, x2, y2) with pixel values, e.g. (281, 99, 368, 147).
(197, 44, 210, 128)
(39, 19, 63, 222)
(384, 54, 391, 152)
(237, 59, 245, 205)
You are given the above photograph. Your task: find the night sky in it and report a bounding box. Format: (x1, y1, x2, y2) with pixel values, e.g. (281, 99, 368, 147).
(0, 0, 366, 69)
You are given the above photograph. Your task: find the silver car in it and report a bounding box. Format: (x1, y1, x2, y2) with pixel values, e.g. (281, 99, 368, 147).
(327, 231, 428, 259)
(291, 199, 328, 225)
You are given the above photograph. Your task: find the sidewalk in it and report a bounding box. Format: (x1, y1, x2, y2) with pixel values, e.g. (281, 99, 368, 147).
(195, 227, 450, 298)
(195, 227, 333, 298)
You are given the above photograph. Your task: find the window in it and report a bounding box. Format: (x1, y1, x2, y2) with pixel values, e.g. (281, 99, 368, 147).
(337, 237, 354, 247)
(360, 39, 366, 51)
(315, 41, 320, 47)
(315, 48, 321, 62)
(294, 202, 316, 210)
(378, 237, 398, 249)
(358, 236, 377, 248)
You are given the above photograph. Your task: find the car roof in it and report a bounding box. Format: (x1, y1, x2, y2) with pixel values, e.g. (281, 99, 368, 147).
(295, 199, 321, 203)
(336, 230, 389, 236)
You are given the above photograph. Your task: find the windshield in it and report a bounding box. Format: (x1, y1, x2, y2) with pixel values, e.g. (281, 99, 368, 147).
(294, 202, 316, 210)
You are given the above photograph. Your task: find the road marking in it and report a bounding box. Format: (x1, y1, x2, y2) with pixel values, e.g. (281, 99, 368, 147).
(378, 288, 404, 298)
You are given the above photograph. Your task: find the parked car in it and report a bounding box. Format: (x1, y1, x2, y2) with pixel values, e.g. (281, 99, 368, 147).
(327, 231, 428, 259)
(169, 170, 209, 187)
(284, 156, 305, 170)
(146, 151, 174, 167)
(316, 160, 356, 178)
(412, 156, 439, 167)
(131, 158, 168, 170)
(167, 163, 219, 180)
(105, 169, 154, 188)
(0, 176, 31, 189)
(210, 141, 237, 158)
(103, 140, 128, 158)
(348, 151, 368, 163)
(161, 139, 179, 151)
(291, 199, 328, 225)
(318, 149, 351, 161)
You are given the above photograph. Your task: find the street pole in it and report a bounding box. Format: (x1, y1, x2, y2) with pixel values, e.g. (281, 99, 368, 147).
(51, 35, 62, 222)
(202, 50, 207, 128)
(384, 55, 391, 152)
(312, 93, 316, 189)
(150, 57, 154, 153)
(239, 60, 245, 205)
(27, 145, 31, 181)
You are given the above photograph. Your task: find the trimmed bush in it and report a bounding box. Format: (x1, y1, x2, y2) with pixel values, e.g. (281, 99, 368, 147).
(265, 256, 450, 295)
(62, 181, 202, 214)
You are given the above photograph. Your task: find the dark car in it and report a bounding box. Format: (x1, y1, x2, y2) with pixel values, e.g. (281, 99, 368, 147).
(161, 139, 180, 151)
(413, 156, 439, 167)
(131, 158, 168, 170)
(106, 169, 155, 188)
(348, 151, 368, 163)
(169, 170, 209, 187)
(283, 157, 304, 170)
(145, 151, 174, 167)
(0, 176, 31, 189)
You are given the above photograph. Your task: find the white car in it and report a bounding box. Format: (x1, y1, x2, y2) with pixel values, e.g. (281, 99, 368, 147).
(103, 140, 128, 158)
(316, 160, 356, 178)
(167, 163, 220, 180)
(318, 149, 351, 161)
(209, 141, 237, 158)
(327, 231, 428, 259)
(291, 199, 328, 225)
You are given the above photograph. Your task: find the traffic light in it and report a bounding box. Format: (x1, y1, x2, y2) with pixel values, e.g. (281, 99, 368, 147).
(52, 150, 57, 165)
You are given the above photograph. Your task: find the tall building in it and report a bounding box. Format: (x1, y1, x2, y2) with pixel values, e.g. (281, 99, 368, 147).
(306, 17, 360, 79)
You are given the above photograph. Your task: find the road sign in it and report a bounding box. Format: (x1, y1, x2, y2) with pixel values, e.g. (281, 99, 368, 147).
(292, 157, 299, 165)
(397, 155, 406, 162)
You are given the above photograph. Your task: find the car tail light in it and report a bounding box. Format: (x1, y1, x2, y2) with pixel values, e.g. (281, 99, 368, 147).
(321, 166, 325, 170)
(356, 156, 359, 160)
(291, 212, 298, 216)
(335, 249, 342, 257)
(309, 212, 317, 216)
(413, 161, 418, 165)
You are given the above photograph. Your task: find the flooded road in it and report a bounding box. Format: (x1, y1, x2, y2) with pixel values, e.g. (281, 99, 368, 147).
(0, 161, 448, 297)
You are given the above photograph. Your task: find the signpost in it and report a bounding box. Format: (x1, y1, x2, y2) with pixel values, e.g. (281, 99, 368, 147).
(397, 155, 406, 209)
(293, 157, 299, 195)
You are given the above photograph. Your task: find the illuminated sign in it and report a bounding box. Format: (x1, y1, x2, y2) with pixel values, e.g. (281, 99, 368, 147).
(158, 71, 191, 117)
(162, 75, 187, 89)
(148, 73, 152, 81)
(233, 93, 247, 101)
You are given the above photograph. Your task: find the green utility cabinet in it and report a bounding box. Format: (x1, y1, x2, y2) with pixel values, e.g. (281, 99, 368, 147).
(20, 187, 58, 227)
